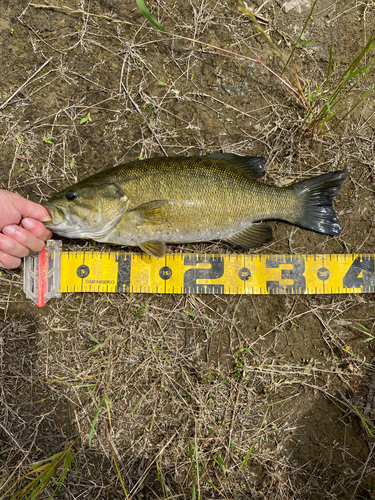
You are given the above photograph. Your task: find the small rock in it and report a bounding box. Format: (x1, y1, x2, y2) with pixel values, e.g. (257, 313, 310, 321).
(282, 0, 312, 14)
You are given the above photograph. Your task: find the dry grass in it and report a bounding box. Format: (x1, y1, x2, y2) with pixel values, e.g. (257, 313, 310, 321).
(1, 0, 375, 499)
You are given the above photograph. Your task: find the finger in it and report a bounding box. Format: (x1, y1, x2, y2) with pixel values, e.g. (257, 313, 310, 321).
(21, 218, 53, 240)
(12, 194, 52, 222)
(2, 225, 45, 253)
(0, 231, 31, 258)
(0, 250, 21, 270)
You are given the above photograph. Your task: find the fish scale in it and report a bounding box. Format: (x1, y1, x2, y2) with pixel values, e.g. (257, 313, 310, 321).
(114, 157, 292, 222)
(99, 158, 298, 246)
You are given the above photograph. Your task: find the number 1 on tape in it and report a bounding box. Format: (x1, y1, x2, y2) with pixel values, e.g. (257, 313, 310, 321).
(23, 240, 375, 306)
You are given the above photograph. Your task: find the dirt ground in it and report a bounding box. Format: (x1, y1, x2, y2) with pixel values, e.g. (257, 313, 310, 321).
(1, 0, 375, 498)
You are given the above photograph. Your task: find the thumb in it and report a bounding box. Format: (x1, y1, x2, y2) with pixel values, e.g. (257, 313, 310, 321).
(17, 197, 52, 222)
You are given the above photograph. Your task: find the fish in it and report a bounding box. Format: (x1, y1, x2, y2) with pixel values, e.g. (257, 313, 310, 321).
(43, 154, 346, 258)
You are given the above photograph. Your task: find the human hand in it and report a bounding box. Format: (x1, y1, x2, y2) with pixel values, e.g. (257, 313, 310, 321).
(0, 189, 53, 269)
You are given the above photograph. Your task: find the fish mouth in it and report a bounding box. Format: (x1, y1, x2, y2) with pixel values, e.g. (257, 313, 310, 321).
(42, 202, 67, 227)
(41, 200, 128, 240)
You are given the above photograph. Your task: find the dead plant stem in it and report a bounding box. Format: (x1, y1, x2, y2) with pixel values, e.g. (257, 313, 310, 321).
(0, 57, 52, 110)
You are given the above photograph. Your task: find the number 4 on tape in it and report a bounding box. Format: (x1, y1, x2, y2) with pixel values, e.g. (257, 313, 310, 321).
(23, 240, 375, 306)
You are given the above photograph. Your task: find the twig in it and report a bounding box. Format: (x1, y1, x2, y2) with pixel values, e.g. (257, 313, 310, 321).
(0, 432, 38, 493)
(121, 81, 168, 157)
(7, 143, 20, 190)
(20, 21, 67, 55)
(0, 421, 27, 454)
(364, 357, 375, 420)
(31, 2, 302, 104)
(350, 440, 375, 500)
(0, 58, 53, 110)
(225, 383, 241, 462)
(30, 3, 133, 25)
(106, 421, 131, 500)
(167, 31, 303, 103)
(234, 0, 283, 61)
(129, 431, 178, 498)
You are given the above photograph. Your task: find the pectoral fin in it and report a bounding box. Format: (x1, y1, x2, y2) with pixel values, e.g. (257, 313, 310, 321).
(225, 223, 273, 248)
(129, 200, 168, 226)
(139, 240, 167, 258)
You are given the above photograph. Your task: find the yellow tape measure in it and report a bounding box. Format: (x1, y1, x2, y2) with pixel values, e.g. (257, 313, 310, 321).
(23, 241, 375, 306)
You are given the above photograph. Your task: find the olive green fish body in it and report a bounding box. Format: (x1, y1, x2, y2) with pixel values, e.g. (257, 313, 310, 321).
(44, 154, 346, 257)
(100, 159, 296, 245)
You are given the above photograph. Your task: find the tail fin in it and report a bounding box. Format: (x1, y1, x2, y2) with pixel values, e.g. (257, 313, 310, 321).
(293, 171, 346, 236)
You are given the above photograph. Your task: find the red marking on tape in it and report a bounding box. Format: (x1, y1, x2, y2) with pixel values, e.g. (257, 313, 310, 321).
(37, 246, 47, 307)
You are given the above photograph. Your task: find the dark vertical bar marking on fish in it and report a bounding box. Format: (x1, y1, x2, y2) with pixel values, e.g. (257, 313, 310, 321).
(183, 255, 225, 294)
(116, 254, 131, 292)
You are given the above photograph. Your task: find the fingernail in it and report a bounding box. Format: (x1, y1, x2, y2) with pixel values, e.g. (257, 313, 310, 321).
(3, 225, 16, 235)
(22, 218, 34, 229)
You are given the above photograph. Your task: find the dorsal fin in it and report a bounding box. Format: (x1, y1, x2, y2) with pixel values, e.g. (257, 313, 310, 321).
(207, 154, 266, 179)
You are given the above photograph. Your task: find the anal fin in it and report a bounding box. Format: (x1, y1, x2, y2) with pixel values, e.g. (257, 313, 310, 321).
(139, 240, 167, 258)
(225, 223, 273, 248)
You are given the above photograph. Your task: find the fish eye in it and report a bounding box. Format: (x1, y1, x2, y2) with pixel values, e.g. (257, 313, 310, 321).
(66, 191, 78, 201)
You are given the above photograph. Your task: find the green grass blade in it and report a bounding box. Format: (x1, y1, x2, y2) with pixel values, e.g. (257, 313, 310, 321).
(341, 393, 375, 437)
(311, 83, 321, 103)
(136, 0, 165, 32)
(239, 409, 268, 471)
(349, 60, 375, 79)
(58, 449, 74, 488)
(110, 450, 130, 500)
(309, 45, 333, 113)
(189, 441, 195, 471)
(330, 84, 375, 131)
(319, 44, 333, 101)
(130, 387, 152, 416)
(92, 330, 114, 351)
(201, 478, 226, 497)
(104, 393, 112, 428)
(298, 38, 313, 48)
(320, 65, 375, 126)
(359, 324, 370, 332)
(29, 452, 63, 468)
(281, 0, 318, 76)
(191, 483, 196, 500)
(306, 51, 333, 129)
(214, 453, 226, 475)
(328, 34, 375, 102)
(89, 401, 102, 447)
(156, 460, 170, 499)
(87, 331, 100, 345)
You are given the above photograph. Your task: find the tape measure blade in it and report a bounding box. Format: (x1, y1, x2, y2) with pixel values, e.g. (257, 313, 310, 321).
(25, 242, 375, 303)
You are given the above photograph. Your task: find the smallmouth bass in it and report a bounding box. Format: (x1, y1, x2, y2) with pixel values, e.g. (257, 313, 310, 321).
(43, 154, 346, 257)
